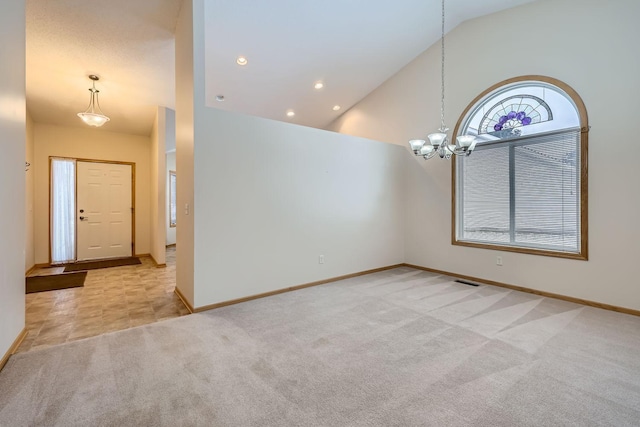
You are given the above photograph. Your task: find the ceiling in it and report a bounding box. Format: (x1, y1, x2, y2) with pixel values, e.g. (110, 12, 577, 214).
(26, 0, 181, 136)
(26, 0, 538, 137)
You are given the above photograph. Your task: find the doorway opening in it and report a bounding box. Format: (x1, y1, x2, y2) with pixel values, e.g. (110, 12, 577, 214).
(50, 157, 135, 264)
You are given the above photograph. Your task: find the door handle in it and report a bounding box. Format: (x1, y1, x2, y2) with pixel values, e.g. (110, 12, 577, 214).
(79, 216, 88, 221)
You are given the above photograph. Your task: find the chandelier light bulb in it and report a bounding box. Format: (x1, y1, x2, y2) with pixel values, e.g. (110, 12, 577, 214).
(409, 139, 426, 153)
(427, 132, 447, 148)
(420, 144, 435, 156)
(457, 135, 475, 148)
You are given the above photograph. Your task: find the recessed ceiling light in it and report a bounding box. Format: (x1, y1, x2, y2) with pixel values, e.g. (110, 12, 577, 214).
(216, 95, 225, 102)
(286, 110, 295, 117)
(332, 105, 341, 111)
(236, 56, 248, 66)
(314, 82, 324, 90)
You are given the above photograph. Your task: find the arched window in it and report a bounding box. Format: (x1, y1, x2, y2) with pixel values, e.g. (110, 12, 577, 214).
(452, 76, 589, 259)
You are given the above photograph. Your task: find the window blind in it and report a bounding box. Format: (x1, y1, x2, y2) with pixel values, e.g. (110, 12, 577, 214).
(456, 128, 581, 253)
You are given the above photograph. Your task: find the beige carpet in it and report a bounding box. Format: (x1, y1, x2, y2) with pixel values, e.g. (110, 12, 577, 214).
(1, 267, 640, 426)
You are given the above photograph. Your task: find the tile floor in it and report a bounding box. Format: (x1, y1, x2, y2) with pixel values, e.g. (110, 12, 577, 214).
(18, 246, 189, 353)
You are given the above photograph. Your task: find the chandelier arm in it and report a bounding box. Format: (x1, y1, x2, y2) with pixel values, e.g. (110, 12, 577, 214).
(443, 142, 474, 156)
(82, 90, 93, 113)
(442, 143, 459, 156)
(92, 80, 99, 114)
(95, 93, 106, 116)
(423, 150, 437, 160)
(450, 147, 469, 156)
(90, 91, 97, 114)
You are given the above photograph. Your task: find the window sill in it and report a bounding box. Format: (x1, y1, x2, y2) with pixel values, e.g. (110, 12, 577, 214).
(452, 239, 588, 261)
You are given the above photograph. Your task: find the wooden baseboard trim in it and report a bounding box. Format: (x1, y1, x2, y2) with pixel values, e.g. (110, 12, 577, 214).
(192, 264, 404, 313)
(25, 265, 36, 276)
(174, 287, 194, 314)
(148, 254, 166, 269)
(403, 263, 640, 317)
(0, 328, 27, 372)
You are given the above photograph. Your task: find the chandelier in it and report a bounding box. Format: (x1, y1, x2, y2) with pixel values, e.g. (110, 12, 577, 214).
(77, 75, 110, 127)
(408, 0, 476, 160)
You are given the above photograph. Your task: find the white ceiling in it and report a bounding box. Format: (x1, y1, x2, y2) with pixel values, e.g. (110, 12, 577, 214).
(26, 0, 538, 137)
(26, 0, 182, 136)
(203, 0, 537, 129)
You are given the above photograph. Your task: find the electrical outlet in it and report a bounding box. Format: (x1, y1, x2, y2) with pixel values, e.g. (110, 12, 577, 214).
(496, 256, 503, 266)
(319, 255, 325, 264)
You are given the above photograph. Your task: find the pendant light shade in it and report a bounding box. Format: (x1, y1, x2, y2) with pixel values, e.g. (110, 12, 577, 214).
(77, 75, 110, 127)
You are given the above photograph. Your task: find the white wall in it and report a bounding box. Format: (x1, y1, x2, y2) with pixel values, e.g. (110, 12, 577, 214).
(166, 151, 176, 245)
(0, 0, 26, 358)
(193, 108, 406, 307)
(33, 124, 152, 263)
(329, 0, 640, 311)
(150, 107, 168, 266)
(175, 0, 197, 305)
(175, 0, 405, 308)
(25, 111, 35, 272)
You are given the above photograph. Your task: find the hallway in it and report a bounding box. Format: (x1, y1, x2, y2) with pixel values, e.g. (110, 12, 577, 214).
(19, 246, 188, 352)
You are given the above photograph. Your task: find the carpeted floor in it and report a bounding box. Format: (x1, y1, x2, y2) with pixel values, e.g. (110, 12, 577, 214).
(1, 267, 639, 426)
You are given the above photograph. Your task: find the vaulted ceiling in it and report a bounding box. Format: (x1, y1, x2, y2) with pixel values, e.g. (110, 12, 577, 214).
(26, 0, 538, 136)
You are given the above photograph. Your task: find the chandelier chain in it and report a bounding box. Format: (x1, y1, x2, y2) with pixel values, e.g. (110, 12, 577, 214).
(440, 0, 445, 131)
(407, 0, 476, 160)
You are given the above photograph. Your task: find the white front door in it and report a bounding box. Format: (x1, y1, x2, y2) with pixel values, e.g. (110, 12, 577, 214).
(76, 161, 133, 261)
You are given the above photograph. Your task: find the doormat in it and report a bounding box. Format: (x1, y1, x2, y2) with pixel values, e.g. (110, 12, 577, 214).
(64, 257, 141, 272)
(26, 272, 87, 294)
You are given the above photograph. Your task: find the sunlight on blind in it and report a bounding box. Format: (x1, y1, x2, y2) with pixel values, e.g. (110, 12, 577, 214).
(51, 158, 76, 263)
(457, 128, 580, 253)
(169, 171, 177, 227)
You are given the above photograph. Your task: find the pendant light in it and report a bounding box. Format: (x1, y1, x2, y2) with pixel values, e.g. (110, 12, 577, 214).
(77, 75, 110, 127)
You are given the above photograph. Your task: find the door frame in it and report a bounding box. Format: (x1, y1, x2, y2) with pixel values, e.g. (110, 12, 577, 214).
(49, 156, 136, 265)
